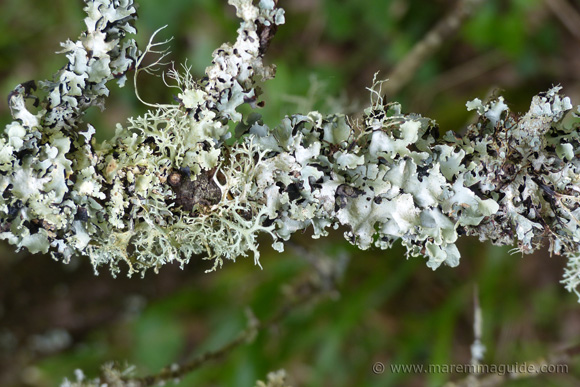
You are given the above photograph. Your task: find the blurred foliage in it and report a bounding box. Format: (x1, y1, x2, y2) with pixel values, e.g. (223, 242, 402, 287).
(1, 0, 580, 386)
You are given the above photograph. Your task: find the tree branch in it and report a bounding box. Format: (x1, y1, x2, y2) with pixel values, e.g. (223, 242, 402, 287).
(545, 0, 580, 42)
(383, 0, 486, 97)
(1, 0, 580, 303)
(120, 246, 343, 386)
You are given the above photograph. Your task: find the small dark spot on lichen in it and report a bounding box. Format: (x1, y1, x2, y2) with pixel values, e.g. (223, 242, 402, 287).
(75, 206, 89, 222)
(285, 183, 302, 201)
(335, 184, 364, 210)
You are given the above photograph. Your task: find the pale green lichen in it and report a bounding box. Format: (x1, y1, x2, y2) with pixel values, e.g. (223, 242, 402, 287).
(2, 0, 580, 301)
(60, 364, 138, 387)
(255, 369, 291, 387)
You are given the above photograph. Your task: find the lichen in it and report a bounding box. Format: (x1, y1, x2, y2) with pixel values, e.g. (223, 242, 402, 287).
(2, 0, 580, 300)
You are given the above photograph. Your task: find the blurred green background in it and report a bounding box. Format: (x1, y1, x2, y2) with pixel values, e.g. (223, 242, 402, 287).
(1, 0, 580, 386)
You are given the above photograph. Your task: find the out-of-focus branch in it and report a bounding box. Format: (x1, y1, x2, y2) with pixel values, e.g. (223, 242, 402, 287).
(0, 255, 201, 387)
(545, 0, 580, 42)
(122, 249, 346, 386)
(383, 0, 485, 97)
(412, 50, 506, 112)
(124, 283, 330, 386)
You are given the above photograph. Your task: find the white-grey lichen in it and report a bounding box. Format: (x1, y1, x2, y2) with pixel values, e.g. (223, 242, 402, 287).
(60, 363, 138, 387)
(255, 369, 291, 387)
(2, 1, 580, 300)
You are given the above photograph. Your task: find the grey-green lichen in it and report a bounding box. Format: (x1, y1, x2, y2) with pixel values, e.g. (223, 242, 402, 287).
(2, 1, 580, 299)
(1, 0, 139, 263)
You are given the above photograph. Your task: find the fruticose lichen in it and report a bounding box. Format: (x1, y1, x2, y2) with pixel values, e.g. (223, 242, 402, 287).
(2, 1, 580, 298)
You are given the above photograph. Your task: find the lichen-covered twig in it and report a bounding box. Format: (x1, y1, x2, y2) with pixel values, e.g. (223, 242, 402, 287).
(2, 1, 580, 301)
(1, 0, 140, 263)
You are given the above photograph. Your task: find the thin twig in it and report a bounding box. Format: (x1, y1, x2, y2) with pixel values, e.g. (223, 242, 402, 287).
(545, 0, 580, 42)
(383, 0, 486, 97)
(412, 50, 506, 112)
(123, 257, 342, 386)
(470, 285, 485, 369)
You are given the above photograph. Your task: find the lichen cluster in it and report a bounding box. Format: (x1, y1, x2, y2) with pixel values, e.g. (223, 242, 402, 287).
(1, 0, 139, 266)
(1, 0, 580, 298)
(250, 83, 579, 273)
(1, 0, 286, 276)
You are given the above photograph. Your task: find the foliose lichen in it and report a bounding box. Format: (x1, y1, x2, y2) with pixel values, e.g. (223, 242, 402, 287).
(2, 0, 580, 299)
